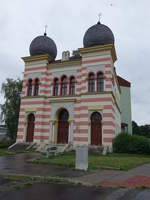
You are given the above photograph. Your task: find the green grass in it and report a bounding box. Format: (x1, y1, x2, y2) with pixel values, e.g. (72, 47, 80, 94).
(32, 151, 150, 171)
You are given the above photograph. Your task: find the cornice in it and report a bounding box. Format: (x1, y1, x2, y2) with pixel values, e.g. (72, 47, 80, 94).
(79, 44, 117, 63)
(22, 95, 47, 99)
(49, 96, 77, 103)
(48, 59, 81, 69)
(22, 54, 52, 63)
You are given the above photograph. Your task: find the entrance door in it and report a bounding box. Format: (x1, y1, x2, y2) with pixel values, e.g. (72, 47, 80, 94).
(57, 109, 69, 144)
(26, 113, 35, 142)
(91, 112, 102, 145)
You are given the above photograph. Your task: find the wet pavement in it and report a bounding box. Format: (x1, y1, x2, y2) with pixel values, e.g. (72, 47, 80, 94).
(0, 183, 114, 200)
(1, 153, 150, 199)
(0, 153, 88, 178)
(0, 182, 150, 200)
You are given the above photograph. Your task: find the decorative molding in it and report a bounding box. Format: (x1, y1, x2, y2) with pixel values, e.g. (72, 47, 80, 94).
(22, 95, 46, 99)
(48, 60, 81, 69)
(79, 44, 117, 63)
(88, 106, 104, 110)
(24, 107, 37, 112)
(22, 54, 52, 63)
(49, 97, 76, 103)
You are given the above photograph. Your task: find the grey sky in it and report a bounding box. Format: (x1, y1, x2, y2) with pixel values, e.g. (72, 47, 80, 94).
(0, 0, 150, 125)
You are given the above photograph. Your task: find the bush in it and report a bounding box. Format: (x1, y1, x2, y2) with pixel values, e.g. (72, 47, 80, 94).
(0, 138, 13, 148)
(113, 133, 150, 154)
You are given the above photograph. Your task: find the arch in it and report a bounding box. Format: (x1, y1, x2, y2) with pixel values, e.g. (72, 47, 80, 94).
(61, 75, 68, 96)
(97, 71, 104, 92)
(91, 112, 102, 145)
(53, 77, 59, 96)
(27, 79, 33, 96)
(69, 76, 75, 95)
(34, 78, 40, 96)
(26, 113, 35, 142)
(88, 72, 95, 93)
(57, 108, 69, 144)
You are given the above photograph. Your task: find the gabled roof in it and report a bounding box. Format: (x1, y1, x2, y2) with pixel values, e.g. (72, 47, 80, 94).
(117, 75, 131, 87)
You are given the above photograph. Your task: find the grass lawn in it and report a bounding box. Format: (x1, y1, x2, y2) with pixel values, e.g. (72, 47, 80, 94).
(32, 151, 150, 171)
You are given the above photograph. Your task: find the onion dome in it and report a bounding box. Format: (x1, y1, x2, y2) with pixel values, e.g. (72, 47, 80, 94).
(29, 33, 57, 60)
(83, 21, 115, 48)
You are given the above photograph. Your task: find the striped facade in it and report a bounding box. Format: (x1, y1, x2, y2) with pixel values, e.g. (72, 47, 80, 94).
(17, 44, 121, 150)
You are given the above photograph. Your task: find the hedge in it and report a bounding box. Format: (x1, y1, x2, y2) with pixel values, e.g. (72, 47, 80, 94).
(0, 138, 13, 148)
(113, 133, 150, 154)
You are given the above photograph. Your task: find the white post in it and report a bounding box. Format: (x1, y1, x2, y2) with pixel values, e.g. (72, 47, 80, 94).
(88, 121, 91, 145)
(49, 122, 53, 143)
(68, 122, 71, 143)
(69, 120, 74, 143)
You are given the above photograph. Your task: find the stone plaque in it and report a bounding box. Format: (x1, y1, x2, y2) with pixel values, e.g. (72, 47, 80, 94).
(75, 145, 88, 171)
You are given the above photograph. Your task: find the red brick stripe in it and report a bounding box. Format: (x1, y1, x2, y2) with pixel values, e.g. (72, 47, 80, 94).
(103, 138, 113, 143)
(73, 137, 88, 142)
(73, 129, 88, 134)
(103, 129, 115, 134)
(74, 114, 88, 118)
(103, 121, 115, 127)
(74, 106, 88, 111)
(103, 113, 115, 119)
(34, 136, 49, 140)
(34, 128, 49, 133)
(17, 135, 23, 139)
(25, 66, 47, 72)
(82, 57, 111, 64)
(21, 101, 49, 105)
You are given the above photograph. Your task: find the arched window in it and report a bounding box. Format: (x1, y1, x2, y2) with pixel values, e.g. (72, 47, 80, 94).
(27, 79, 32, 96)
(69, 76, 75, 95)
(97, 72, 103, 92)
(61, 76, 67, 96)
(88, 73, 95, 93)
(34, 78, 39, 96)
(91, 112, 102, 122)
(53, 78, 59, 96)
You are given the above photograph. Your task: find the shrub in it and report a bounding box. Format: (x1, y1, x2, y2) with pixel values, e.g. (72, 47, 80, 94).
(0, 138, 13, 148)
(113, 133, 150, 154)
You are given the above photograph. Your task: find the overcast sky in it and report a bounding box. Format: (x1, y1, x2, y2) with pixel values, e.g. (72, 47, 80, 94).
(0, 0, 150, 125)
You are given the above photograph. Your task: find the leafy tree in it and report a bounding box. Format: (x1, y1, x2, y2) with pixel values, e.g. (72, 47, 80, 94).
(132, 121, 150, 138)
(140, 125, 150, 138)
(1, 78, 22, 141)
(132, 121, 140, 135)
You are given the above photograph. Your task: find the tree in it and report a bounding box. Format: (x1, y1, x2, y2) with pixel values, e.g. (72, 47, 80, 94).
(132, 121, 140, 135)
(132, 121, 150, 138)
(1, 78, 22, 141)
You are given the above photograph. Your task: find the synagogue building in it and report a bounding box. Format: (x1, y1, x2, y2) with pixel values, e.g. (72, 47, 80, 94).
(16, 20, 132, 151)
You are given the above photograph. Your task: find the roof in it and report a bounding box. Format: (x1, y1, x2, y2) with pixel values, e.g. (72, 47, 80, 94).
(117, 76, 131, 88)
(83, 22, 114, 48)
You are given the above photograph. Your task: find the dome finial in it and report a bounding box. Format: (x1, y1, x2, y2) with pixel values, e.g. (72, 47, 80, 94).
(44, 25, 48, 36)
(98, 13, 102, 24)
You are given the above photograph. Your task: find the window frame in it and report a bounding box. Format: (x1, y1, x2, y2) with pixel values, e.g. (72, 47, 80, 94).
(97, 72, 104, 92)
(88, 72, 95, 93)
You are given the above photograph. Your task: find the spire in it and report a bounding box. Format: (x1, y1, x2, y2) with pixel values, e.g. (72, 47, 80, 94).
(98, 13, 102, 24)
(44, 25, 48, 36)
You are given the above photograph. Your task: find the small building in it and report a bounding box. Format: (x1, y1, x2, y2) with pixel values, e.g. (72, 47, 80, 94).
(117, 76, 132, 134)
(16, 20, 132, 151)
